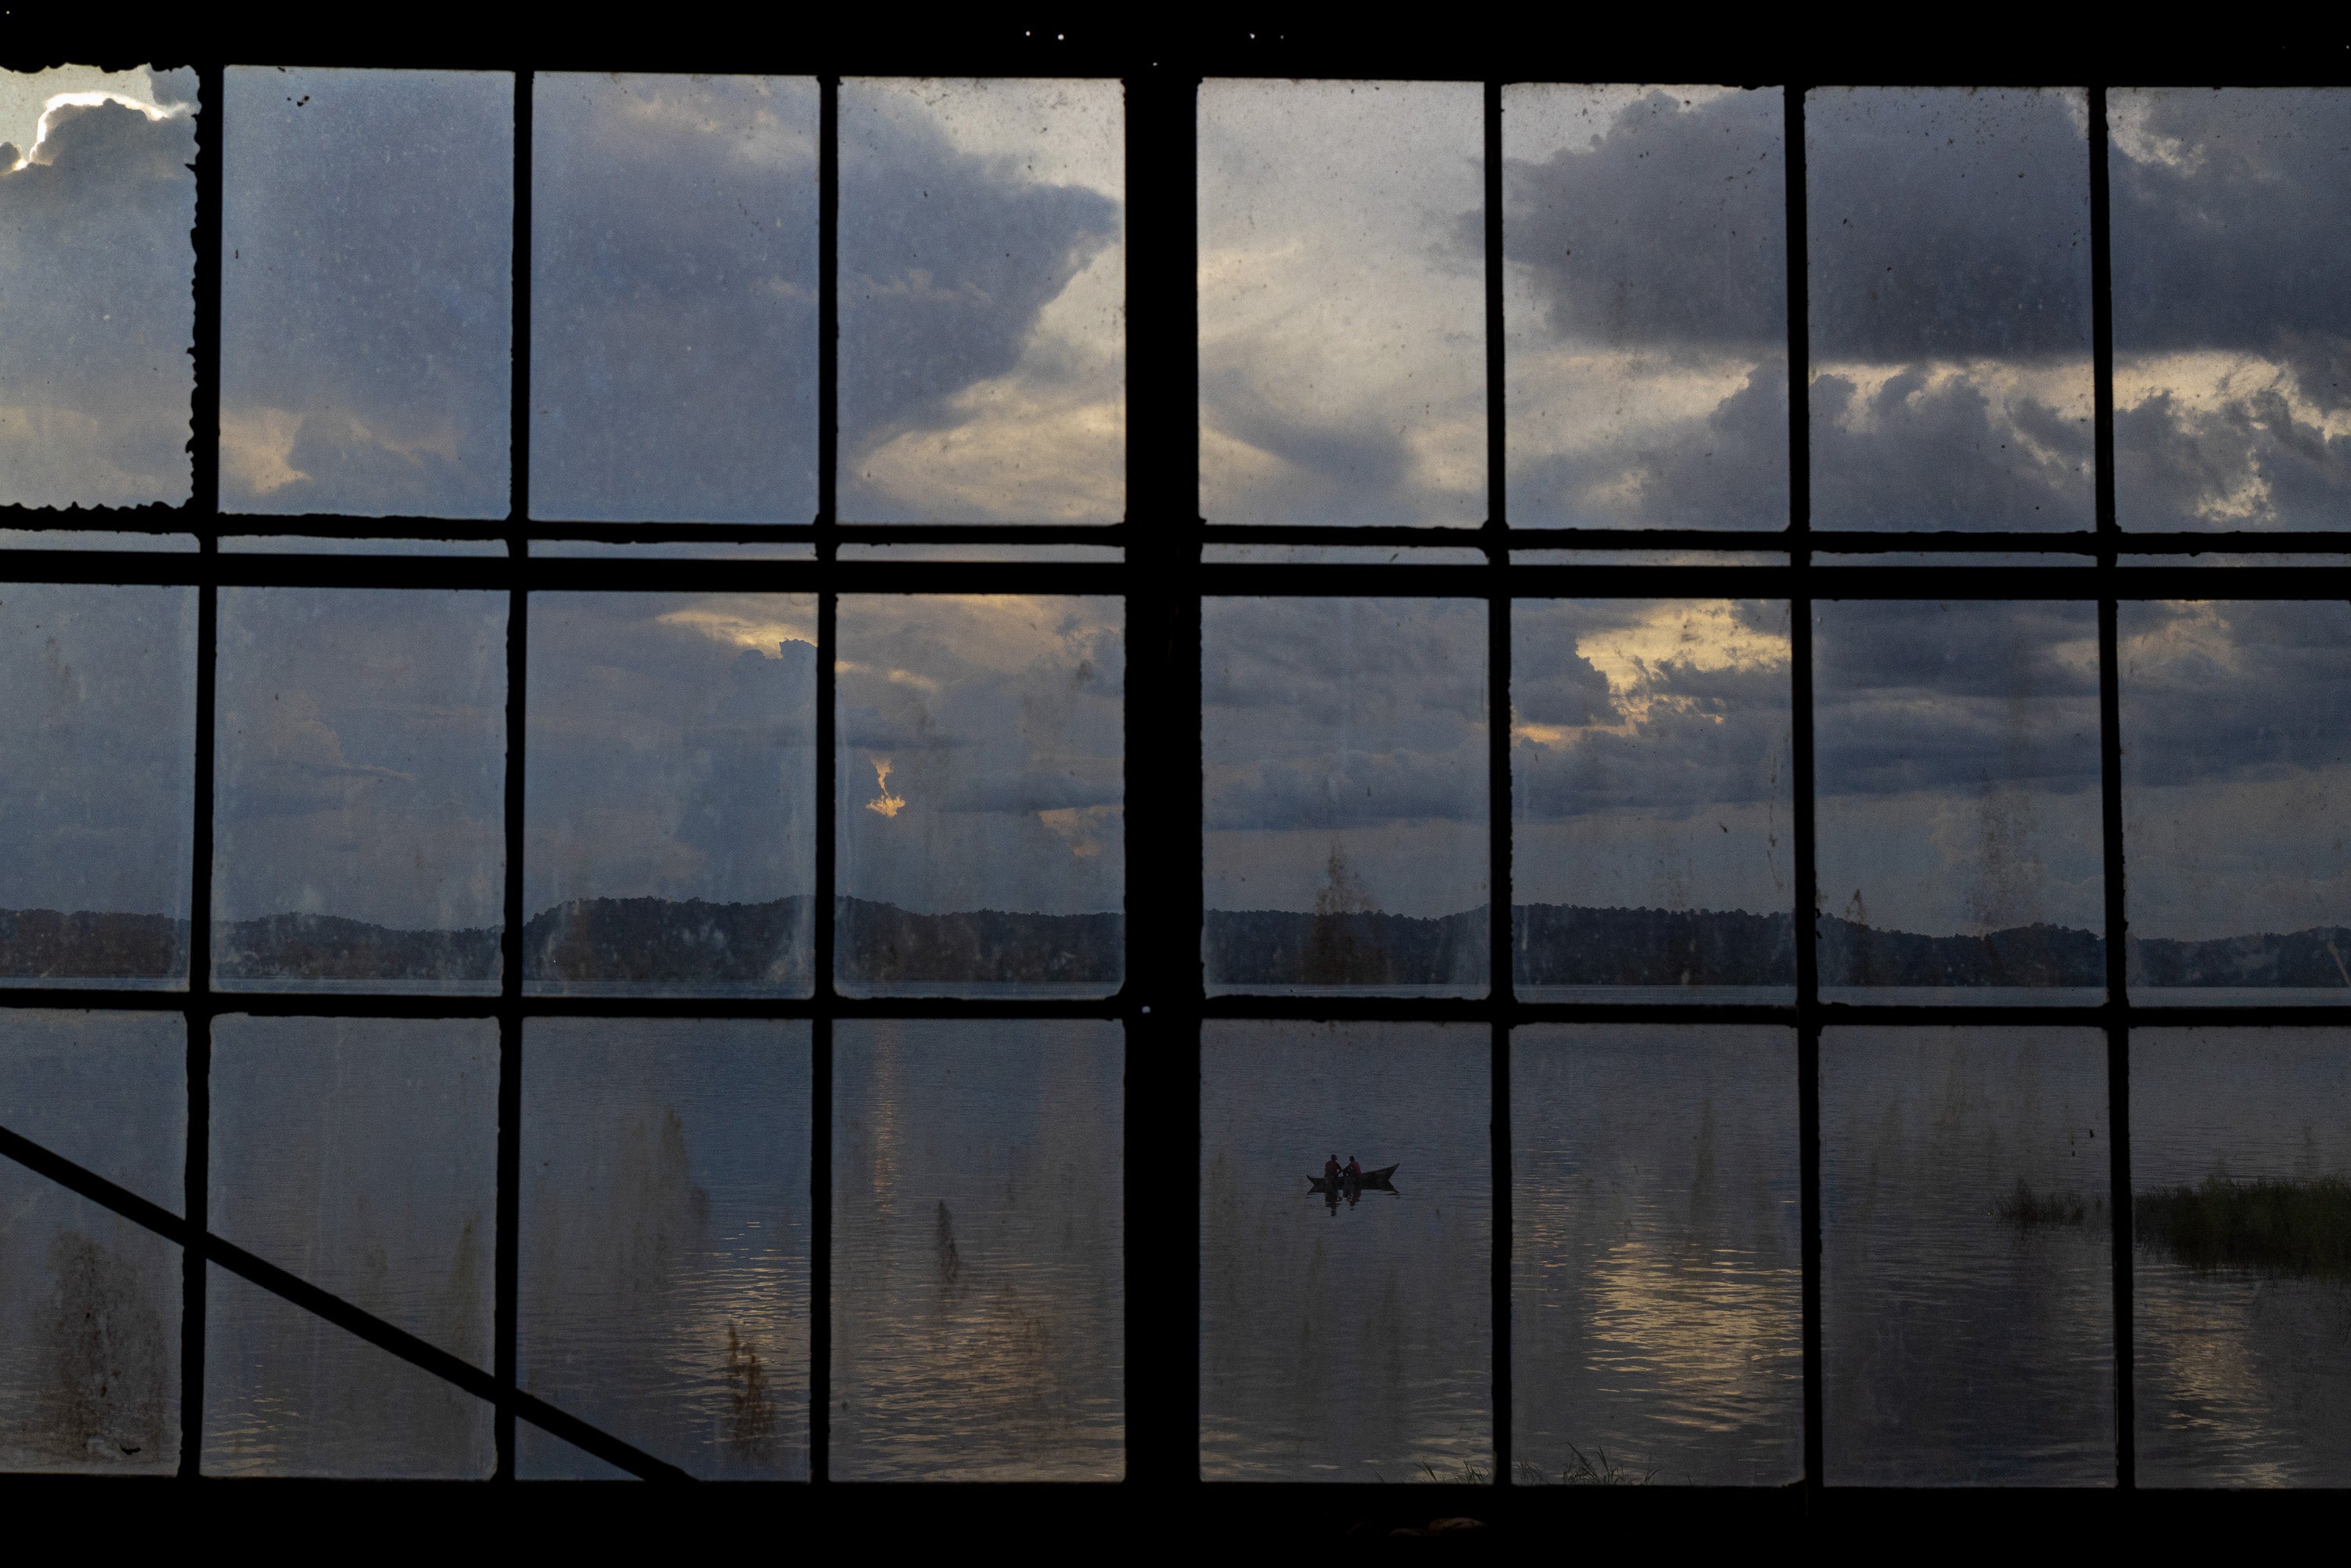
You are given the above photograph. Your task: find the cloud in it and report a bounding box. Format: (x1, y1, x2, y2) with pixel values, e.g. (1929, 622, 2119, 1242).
(838, 79, 1123, 523)
(530, 74, 821, 525)
(217, 67, 513, 519)
(0, 77, 195, 508)
(1809, 364, 2092, 531)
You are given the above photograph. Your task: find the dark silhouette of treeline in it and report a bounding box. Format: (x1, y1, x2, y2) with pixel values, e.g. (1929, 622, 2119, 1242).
(10, 898, 2351, 991)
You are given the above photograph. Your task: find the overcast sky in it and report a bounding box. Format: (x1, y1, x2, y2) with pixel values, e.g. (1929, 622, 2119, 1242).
(0, 65, 195, 509)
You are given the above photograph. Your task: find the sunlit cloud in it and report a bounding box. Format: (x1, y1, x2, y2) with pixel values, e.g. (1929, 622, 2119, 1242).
(864, 756, 906, 818)
(654, 600, 817, 654)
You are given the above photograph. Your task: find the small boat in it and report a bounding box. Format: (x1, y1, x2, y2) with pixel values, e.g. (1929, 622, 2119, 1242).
(1306, 1163, 1399, 1193)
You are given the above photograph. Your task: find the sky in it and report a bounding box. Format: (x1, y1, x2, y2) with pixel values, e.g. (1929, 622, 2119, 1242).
(0, 64, 196, 508)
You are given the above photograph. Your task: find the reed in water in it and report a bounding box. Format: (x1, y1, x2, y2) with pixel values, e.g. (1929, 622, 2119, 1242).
(2135, 1175, 2351, 1279)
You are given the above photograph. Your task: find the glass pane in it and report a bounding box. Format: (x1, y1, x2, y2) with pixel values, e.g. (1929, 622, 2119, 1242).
(531, 74, 818, 524)
(0, 1010, 183, 1472)
(1199, 80, 1486, 527)
(213, 588, 505, 993)
(835, 595, 1122, 997)
(2134, 1028, 2351, 1484)
(831, 1019, 1123, 1479)
(2121, 600, 2351, 1003)
(2112, 90, 2351, 531)
(1201, 1022, 1491, 1481)
(1512, 599, 1792, 1000)
(1504, 85, 1787, 529)
(2, 584, 195, 986)
(518, 1019, 812, 1481)
(1512, 1025, 1801, 1485)
(219, 67, 511, 517)
(1821, 1026, 2113, 1485)
(525, 592, 814, 997)
(1203, 597, 1487, 996)
(204, 1016, 497, 1478)
(1815, 601, 2104, 1002)
(1806, 88, 2093, 531)
(839, 78, 1123, 523)
(0, 65, 196, 506)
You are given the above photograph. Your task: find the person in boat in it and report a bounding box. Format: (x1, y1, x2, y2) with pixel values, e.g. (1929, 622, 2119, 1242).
(1324, 1153, 1342, 1188)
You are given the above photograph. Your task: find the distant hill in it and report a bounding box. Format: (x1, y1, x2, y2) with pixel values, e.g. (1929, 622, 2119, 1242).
(6, 900, 2351, 993)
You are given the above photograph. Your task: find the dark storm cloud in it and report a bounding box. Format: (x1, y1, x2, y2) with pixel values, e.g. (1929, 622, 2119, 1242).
(2109, 90, 2351, 529)
(0, 89, 194, 507)
(1192, 364, 1423, 526)
(530, 75, 820, 524)
(1201, 596, 1485, 715)
(1806, 87, 2092, 364)
(2121, 599, 2351, 789)
(1509, 367, 1789, 530)
(837, 87, 1118, 488)
(218, 67, 512, 518)
(1813, 601, 2099, 798)
(1205, 747, 1485, 831)
(1809, 368, 2092, 530)
(1502, 85, 1785, 351)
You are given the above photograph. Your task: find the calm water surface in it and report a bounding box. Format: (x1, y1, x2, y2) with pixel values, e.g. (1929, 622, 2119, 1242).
(1513, 1027, 1802, 1485)
(1201, 1023, 1491, 1482)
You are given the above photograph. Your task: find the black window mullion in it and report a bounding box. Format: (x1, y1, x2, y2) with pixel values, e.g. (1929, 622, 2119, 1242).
(2087, 81, 2136, 1493)
(1481, 75, 1515, 1490)
(1783, 81, 1828, 1498)
(809, 72, 841, 1490)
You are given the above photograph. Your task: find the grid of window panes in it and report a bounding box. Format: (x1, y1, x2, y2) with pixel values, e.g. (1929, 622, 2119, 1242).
(5, 59, 2351, 1496)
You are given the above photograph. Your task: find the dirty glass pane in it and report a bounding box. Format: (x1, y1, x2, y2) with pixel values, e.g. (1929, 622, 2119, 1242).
(1198, 80, 1486, 527)
(531, 74, 818, 524)
(2111, 90, 2351, 531)
(2134, 1029, 2351, 1484)
(1204, 598, 1487, 996)
(1814, 602, 2104, 1002)
(1201, 1022, 1491, 1481)
(835, 596, 1122, 996)
(1806, 89, 2093, 531)
(839, 78, 1123, 523)
(0, 65, 196, 506)
(1503, 85, 1787, 529)
(1820, 1027, 2114, 1485)
(1512, 1025, 1801, 1486)
(204, 1016, 496, 1478)
(518, 1019, 811, 1481)
(2121, 600, 2351, 1002)
(0, 1010, 183, 1473)
(525, 593, 814, 996)
(213, 588, 505, 993)
(1512, 599, 1793, 1000)
(831, 1019, 1123, 1480)
(219, 67, 511, 517)
(1, 585, 195, 987)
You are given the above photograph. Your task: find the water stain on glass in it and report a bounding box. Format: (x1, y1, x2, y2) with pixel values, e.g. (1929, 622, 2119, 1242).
(1813, 600, 2104, 1004)
(518, 1019, 812, 1480)
(0, 64, 197, 508)
(1200, 1022, 1491, 1482)
(212, 588, 506, 994)
(1199, 81, 1486, 527)
(1512, 599, 1793, 1001)
(0, 1010, 184, 1472)
(1806, 88, 2094, 533)
(202, 1016, 498, 1477)
(0, 584, 196, 987)
(1204, 598, 1488, 996)
(830, 1019, 1123, 1480)
(835, 596, 1123, 997)
(525, 592, 816, 998)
